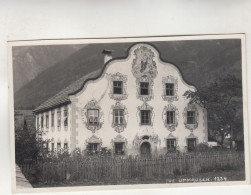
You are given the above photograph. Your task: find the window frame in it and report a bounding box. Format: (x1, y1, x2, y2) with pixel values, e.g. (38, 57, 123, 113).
(57, 109, 61, 127)
(87, 109, 99, 126)
(88, 143, 100, 152)
(45, 113, 49, 128)
(165, 83, 174, 96)
(140, 82, 149, 95)
(51, 111, 54, 127)
(113, 109, 124, 125)
(166, 139, 176, 150)
(140, 110, 151, 125)
(187, 138, 197, 151)
(187, 111, 195, 124)
(166, 111, 175, 124)
(64, 106, 68, 127)
(113, 81, 123, 94)
(41, 115, 44, 128)
(114, 142, 125, 155)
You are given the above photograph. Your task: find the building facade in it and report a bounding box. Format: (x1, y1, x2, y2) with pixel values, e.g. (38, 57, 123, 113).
(34, 43, 208, 156)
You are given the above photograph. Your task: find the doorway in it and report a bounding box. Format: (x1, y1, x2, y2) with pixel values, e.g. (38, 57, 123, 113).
(140, 142, 151, 157)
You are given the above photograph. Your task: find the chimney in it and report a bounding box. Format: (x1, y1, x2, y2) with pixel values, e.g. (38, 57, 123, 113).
(102, 50, 113, 64)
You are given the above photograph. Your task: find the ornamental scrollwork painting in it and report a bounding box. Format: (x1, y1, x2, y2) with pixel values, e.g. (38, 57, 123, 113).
(183, 103, 199, 131)
(107, 72, 128, 101)
(110, 101, 128, 133)
(162, 76, 179, 102)
(132, 46, 158, 79)
(162, 104, 179, 132)
(82, 99, 104, 133)
(85, 135, 102, 146)
(133, 134, 161, 148)
(111, 134, 128, 155)
(137, 102, 154, 126)
(136, 75, 154, 102)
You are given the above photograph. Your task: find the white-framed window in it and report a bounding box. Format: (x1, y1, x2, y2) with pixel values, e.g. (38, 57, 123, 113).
(166, 111, 175, 124)
(37, 116, 39, 128)
(165, 83, 174, 96)
(41, 115, 44, 128)
(187, 138, 196, 151)
(87, 109, 99, 125)
(187, 111, 195, 124)
(51, 111, 54, 127)
(113, 109, 124, 125)
(88, 143, 100, 152)
(113, 81, 123, 94)
(64, 106, 68, 127)
(140, 82, 149, 95)
(57, 142, 61, 150)
(51, 143, 55, 152)
(57, 108, 61, 127)
(64, 143, 68, 150)
(141, 110, 151, 125)
(114, 142, 125, 155)
(46, 113, 49, 128)
(167, 139, 176, 150)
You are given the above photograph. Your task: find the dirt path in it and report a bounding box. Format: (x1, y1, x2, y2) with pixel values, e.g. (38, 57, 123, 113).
(16, 164, 32, 189)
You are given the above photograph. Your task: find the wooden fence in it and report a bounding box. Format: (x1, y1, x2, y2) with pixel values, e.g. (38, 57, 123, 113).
(20, 152, 244, 184)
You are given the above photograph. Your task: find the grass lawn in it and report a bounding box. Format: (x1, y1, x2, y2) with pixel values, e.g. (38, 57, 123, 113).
(32, 169, 245, 187)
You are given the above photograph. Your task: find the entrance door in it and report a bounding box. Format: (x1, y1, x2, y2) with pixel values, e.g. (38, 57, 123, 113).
(141, 142, 151, 157)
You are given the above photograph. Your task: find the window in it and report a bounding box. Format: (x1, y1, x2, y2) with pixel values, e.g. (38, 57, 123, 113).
(113, 109, 124, 125)
(88, 143, 99, 152)
(187, 111, 195, 124)
(57, 142, 61, 150)
(115, 142, 125, 155)
(57, 109, 61, 127)
(141, 110, 151, 125)
(41, 115, 44, 128)
(113, 81, 123, 94)
(64, 106, 68, 126)
(45, 142, 49, 152)
(167, 139, 176, 150)
(88, 109, 99, 125)
(166, 83, 174, 96)
(166, 111, 175, 124)
(51, 143, 55, 152)
(187, 138, 196, 151)
(140, 82, 149, 95)
(64, 143, 68, 150)
(51, 111, 54, 127)
(37, 116, 39, 128)
(46, 113, 49, 128)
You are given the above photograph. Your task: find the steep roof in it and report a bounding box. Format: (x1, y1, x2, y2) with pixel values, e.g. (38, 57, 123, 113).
(33, 69, 101, 113)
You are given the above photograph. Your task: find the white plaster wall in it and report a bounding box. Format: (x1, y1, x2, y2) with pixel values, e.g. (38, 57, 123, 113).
(71, 44, 208, 154)
(35, 104, 71, 150)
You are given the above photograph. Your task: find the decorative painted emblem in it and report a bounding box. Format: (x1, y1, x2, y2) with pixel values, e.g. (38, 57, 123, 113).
(82, 99, 103, 133)
(162, 76, 179, 102)
(183, 103, 199, 131)
(107, 72, 128, 101)
(110, 101, 128, 133)
(162, 104, 179, 132)
(132, 46, 158, 79)
(85, 135, 102, 145)
(133, 134, 161, 147)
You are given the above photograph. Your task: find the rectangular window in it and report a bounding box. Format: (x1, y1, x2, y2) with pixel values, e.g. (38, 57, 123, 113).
(113, 81, 123, 94)
(51, 111, 54, 127)
(64, 106, 68, 127)
(166, 83, 174, 96)
(113, 109, 124, 125)
(46, 113, 49, 128)
(57, 109, 61, 127)
(51, 143, 54, 152)
(140, 82, 149, 95)
(88, 143, 99, 152)
(37, 116, 39, 128)
(187, 111, 195, 124)
(187, 138, 197, 151)
(141, 110, 151, 125)
(166, 111, 175, 124)
(64, 143, 68, 150)
(41, 115, 44, 128)
(115, 142, 125, 155)
(57, 142, 61, 150)
(167, 139, 176, 150)
(88, 109, 99, 125)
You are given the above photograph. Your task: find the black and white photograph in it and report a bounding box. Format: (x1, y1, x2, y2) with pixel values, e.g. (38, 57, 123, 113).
(8, 35, 249, 193)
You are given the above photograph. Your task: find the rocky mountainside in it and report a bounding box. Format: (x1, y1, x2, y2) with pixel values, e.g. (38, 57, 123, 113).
(13, 39, 242, 110)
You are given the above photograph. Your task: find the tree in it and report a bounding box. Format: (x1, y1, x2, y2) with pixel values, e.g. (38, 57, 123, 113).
(183, 74, 243, 148)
